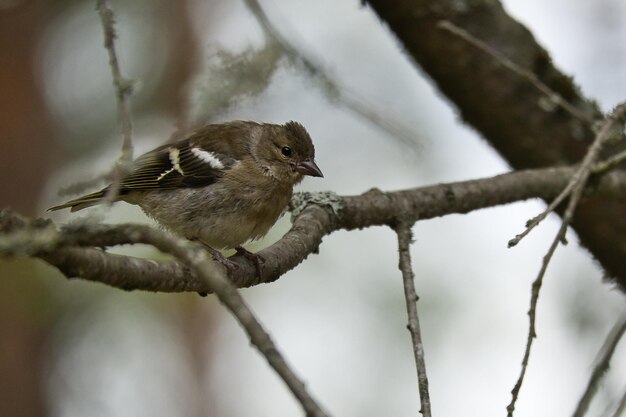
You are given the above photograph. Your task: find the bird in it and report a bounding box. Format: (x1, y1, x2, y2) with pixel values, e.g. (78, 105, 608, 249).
(49, 120, 323, 273)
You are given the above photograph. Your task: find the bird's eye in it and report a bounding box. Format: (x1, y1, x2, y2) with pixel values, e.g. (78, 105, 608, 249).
(281, 146, 292, 157)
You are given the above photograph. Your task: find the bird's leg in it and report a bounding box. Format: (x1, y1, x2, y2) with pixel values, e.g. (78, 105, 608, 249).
(193, 239, 263, 278)
(193, 242, 239, 297)
(233, 246, 265, 277)
(202, 245, 239, 271)
(192, 239, 240, 271)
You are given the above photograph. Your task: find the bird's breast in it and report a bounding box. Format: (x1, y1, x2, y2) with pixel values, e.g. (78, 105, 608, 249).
(136, 178, 293, 249)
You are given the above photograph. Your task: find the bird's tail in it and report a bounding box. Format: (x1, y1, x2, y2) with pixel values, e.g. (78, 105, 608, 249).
(48, 188, 110, 212)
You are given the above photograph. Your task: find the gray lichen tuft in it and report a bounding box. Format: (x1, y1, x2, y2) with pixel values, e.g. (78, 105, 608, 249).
(290, 191, 343, 221)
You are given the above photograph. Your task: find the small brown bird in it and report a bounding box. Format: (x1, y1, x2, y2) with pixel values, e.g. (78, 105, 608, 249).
(49, 120, 323, 270)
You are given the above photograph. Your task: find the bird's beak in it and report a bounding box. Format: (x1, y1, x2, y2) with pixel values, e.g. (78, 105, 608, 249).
(296, 159, 324, 178)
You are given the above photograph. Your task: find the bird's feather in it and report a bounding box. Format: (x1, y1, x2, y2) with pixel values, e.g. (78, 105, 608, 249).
(48, 123, 253, 212)
(119, 139, 238, 191)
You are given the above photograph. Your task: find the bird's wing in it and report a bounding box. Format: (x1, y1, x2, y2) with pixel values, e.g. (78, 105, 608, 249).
(47, 122, 257, 212)
(119, 137, 240, 191)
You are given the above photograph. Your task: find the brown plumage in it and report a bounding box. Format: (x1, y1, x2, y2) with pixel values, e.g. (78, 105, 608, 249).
(49, 120, 323, 270)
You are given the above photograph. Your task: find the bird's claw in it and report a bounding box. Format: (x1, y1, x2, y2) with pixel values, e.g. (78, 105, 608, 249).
(196, 242, 263, 278)
(234, 246, 265, 277)
(201, 245, 239, 272)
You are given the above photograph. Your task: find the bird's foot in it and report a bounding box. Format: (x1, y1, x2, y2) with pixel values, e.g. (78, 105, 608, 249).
(203, 246, 240, 272)
(194, 242, 264, 287)
(234, 246, 265, 277)
(193, 244, 240, 297)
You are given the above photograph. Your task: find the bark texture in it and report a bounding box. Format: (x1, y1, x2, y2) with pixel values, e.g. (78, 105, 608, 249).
(366, 0, 626, 286)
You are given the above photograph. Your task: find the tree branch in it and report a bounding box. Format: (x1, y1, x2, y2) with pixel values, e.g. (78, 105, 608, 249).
(610, 388, 626, 417)
(437, 20, 593, 124)
(2, 215, 331, 417)
(3, 165, 626, 294)
(394, 221, 432, 417)
(96, 0, 133, 163)
(572, 316, 626, 417)
(507, 105, 626, 416)
(4, 163, 626, 417)
(242, 0, 421, 148)
(509, 103, 626, 247)
(365, 0, 626, 289)
(95, 0, 134, 204)
(126, 229, 330, 417)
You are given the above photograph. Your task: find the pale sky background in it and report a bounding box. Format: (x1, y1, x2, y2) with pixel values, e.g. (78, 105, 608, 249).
(39, 1, 626, 417)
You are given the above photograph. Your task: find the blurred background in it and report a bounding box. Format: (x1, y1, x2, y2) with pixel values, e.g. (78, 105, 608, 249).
(1, 0, 626, 416)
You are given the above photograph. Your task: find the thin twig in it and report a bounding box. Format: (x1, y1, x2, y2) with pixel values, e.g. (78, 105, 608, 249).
(395, 221, 432, 417)
(509, 102, 626, 247)
(506, 216, 565, 417)
(572, 316, 626, 417)
(507, 104, 626, 417)
(507, 178, 578, 247)
(58, 222, 331, 417)
(242, 0, 421, 148)
(437, 20, 594, 125)
(592, 148, 626, 175)
(57, 172, 111, 197)
(96, 0, 134, 202)
(96, 0, 133, 161)
(610, 388, 626, 417)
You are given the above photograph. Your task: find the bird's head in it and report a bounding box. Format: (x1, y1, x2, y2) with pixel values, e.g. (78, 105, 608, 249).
(254, 121, 323, 184)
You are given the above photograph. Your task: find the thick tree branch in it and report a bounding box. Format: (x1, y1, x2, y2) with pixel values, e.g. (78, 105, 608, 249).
(365, 0, 626, 288)
(3, 165, 626, 294)
(437, 20, 593, 124)
(43, 247, 201, 292)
